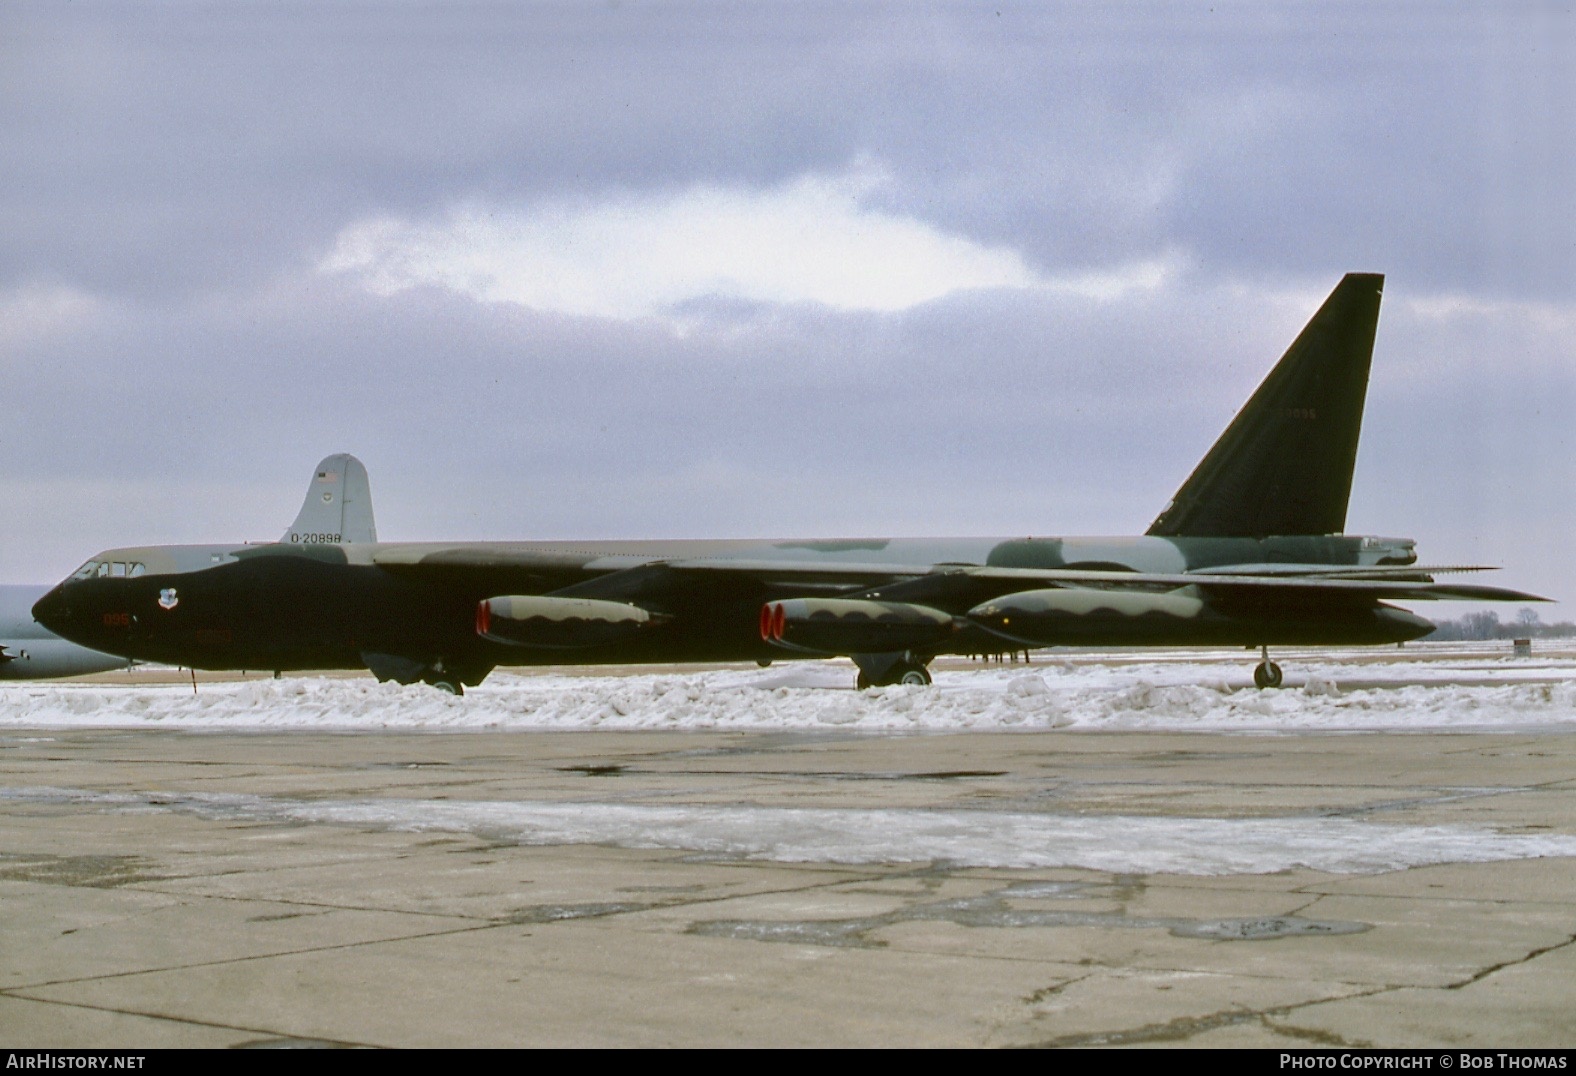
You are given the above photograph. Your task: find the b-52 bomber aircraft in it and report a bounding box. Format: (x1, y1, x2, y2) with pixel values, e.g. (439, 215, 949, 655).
(34, 273, 1545, 693)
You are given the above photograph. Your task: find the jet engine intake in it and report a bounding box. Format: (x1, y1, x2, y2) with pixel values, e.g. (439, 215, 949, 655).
(760, 598, 956, 655)
(477, 595, 663, 649)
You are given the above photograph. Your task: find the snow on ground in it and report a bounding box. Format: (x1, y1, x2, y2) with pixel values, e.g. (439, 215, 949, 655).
(2, 645, 1574, 733)
(8, 785, 1576, 875)
(6, 646, 1575, 876)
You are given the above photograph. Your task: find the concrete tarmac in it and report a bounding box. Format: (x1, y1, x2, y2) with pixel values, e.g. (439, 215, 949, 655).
(2, 725, 1574, 1048)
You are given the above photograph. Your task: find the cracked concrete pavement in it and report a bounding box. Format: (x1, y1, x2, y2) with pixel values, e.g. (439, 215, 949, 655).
(1, 727, 1573, 1047)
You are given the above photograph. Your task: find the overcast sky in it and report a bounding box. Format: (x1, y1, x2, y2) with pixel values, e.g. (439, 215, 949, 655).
(2, 1, 1572, 609)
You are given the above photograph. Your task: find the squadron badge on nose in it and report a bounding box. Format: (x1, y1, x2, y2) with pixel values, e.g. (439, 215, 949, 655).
(158, 588, 179, 611)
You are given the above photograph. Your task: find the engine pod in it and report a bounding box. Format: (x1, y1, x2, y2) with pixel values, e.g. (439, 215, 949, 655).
(760, 598, 956, 655)
(478, 595, 662, 649)
(967, 587, 1206, 646)
(968, 586, 1436, 647)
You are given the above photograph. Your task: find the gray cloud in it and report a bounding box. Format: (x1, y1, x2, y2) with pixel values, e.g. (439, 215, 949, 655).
(4, 4, 1570, 296)
(1, 1, 1571, 606)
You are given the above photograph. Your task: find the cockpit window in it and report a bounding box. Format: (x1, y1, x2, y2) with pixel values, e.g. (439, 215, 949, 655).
(68, 559, 146, 580)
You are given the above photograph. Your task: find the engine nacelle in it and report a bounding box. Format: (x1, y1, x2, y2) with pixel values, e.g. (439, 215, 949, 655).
(760, 598, 956, 655)
(477, 595, 663, 649)
(967, 587, 1206, 646)
(967, 586, 1435, 647)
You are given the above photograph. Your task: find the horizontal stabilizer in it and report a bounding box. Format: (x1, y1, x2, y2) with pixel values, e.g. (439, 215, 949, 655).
(967, 566, 1549, 604)
(1185, 563, 1505, 581)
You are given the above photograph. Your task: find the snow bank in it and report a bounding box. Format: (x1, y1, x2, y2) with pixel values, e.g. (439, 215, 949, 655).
(2, 652, 1573, 732)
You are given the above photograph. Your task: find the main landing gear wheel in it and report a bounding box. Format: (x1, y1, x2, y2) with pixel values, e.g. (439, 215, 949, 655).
(855, 659, 932, 690)
(1253, 660, 1283, 690)
(427, 678, 463, 696)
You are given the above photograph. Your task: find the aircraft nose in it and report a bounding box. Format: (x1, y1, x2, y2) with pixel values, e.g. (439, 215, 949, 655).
(31, 585, 73, 632)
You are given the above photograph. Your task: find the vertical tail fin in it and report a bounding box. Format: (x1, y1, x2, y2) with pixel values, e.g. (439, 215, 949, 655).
(282, 454, 378, 545)
(1146, 273, 1383, 539)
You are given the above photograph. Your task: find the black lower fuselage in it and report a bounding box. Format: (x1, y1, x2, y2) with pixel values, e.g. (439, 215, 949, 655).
(32, 536, 1434, 684)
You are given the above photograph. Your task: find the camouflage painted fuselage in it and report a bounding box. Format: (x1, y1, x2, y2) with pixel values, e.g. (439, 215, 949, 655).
(32, 533, 1425, 681)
